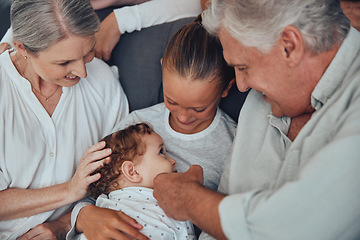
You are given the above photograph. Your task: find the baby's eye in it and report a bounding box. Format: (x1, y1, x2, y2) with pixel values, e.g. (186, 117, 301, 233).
(237, 66, 247, 71)
(159, 147, 165, 155)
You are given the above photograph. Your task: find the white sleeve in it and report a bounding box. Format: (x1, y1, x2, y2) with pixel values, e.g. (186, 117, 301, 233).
(66, 197, 96, 240)
(218, 135, 360, 240)
(1, 27, 13, 46)
(114, 0, 202, 34)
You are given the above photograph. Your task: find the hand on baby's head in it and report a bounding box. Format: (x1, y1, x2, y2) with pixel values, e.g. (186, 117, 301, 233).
(89, 123, 176, 197)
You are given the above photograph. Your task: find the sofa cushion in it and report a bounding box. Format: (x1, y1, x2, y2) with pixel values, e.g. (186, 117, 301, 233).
(0, 0, 11, 40)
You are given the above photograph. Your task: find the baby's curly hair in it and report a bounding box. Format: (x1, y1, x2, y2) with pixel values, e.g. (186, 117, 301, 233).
(89, 123, 153, 198)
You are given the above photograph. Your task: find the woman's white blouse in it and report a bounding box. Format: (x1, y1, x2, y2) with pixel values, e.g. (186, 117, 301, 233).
(0, 51, 129, 239)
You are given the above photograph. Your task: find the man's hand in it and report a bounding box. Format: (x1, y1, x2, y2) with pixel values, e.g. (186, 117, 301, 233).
(95, 12, 122, 61)
(77, 204, 149, 240)
(153, 165, 204, 221)
(153, 165, 227, 239)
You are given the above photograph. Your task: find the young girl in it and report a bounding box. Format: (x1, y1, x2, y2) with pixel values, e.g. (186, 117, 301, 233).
(76, 123, 195, 240)
(70, 16, 237, 239)
(115, 15, 236, 191)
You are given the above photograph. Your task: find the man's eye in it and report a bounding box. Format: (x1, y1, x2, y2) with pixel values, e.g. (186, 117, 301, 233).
(238, 66, 247, 71)
(59, 61, 70, 66)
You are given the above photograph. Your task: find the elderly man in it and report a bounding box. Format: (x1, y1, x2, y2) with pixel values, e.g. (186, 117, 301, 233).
(153, 0, 360, 239)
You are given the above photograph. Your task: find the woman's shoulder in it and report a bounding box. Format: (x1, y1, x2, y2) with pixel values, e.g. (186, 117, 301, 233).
(0, 51, 17, 87)
(85, 58, 119, 84)
(80, 57, 126, 98)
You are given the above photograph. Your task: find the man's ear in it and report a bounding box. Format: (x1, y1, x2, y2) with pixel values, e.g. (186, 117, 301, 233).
(280, 25, 304, 67)
(221, 78, 235, 98)
(121, 161, 142, 183)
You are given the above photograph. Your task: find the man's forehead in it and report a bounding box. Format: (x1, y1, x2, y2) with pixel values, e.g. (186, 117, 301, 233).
(218, 30, 251, 65)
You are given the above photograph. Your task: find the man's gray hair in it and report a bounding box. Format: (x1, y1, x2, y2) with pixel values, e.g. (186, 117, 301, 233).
(202, 0, 350, 54)
(11, 0, 100, 53)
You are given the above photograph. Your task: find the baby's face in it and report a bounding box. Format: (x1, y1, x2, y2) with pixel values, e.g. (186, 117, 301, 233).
(135, 132, 176, 188)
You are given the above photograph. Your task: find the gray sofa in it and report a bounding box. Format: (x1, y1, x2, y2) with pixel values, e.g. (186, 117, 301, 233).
(0, 3, 248, 121)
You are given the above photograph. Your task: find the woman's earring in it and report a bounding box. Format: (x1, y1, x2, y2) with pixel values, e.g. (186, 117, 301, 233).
(24, 56, 28, 60)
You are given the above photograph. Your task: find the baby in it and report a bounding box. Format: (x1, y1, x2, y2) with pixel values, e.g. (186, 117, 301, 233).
(77, 123, 195, 240)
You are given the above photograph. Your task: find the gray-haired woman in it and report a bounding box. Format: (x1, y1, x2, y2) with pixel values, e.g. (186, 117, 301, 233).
(0, 0, 130, 239)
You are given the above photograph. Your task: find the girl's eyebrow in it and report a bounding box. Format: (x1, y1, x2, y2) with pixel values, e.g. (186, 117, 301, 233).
(165, 94, 208, 109)
(164, 95, 174, 101)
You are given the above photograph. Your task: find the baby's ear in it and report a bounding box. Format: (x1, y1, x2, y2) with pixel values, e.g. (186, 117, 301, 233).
(121, 161, 142, 183)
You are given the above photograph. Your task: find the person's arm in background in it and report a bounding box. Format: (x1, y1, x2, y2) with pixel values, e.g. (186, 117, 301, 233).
(340, 0, 360, 31)
(201, 0, 209, 10)
(90, 0, 150, 10)
(95, 0, 202, 60)
(0, 28, 13, 52)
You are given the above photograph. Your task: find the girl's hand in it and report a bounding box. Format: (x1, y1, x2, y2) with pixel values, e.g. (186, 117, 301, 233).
(67, 141, 111, 202)
(0, 42, 11, 54)
(77, 205, 149, 240)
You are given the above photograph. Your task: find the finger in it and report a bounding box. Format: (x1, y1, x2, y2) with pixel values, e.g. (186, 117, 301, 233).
(188, 164, 203, 175)
(29, 233, 49, 240)
(188, 165, 204, 184)
(88, 156, 111, 170)
(84, 157, 110, 182)
(117, 211, 143, 230)
(105, 211, 149, 240)
(82, 147, 112, 166)
(19, 228, 41, 240)
(111, 214, 149, 240)
(86, 141, 107, 153)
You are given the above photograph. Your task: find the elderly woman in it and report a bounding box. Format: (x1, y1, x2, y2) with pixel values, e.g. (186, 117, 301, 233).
(0, 0, 128, 239)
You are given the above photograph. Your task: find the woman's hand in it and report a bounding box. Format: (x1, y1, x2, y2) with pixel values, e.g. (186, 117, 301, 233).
(19, 223, 66, 240)
(67, 141, 112, 202)
(19, 212, 71, 240)
(0, 42, 11, 54)
(77, 204, 149, 240)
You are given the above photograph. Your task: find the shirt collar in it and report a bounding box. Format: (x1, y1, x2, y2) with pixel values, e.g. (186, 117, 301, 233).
(311, 27, 360, 111)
